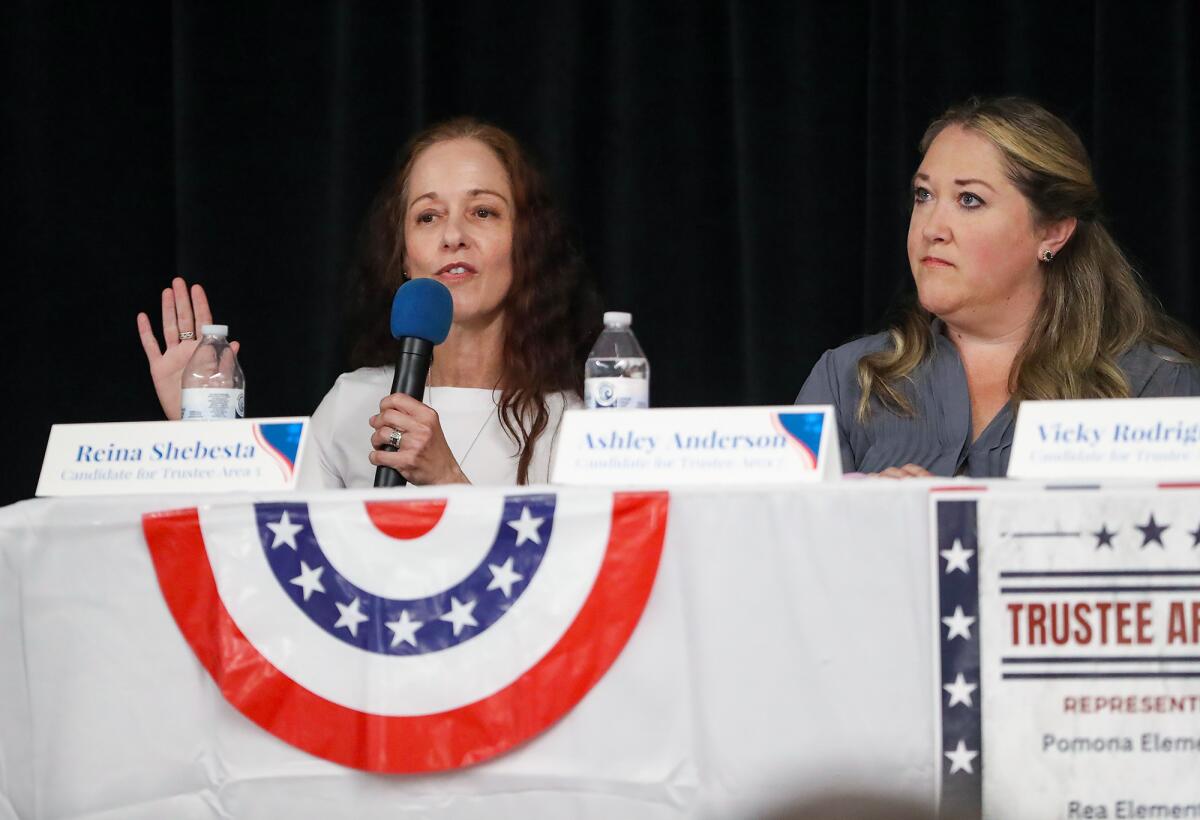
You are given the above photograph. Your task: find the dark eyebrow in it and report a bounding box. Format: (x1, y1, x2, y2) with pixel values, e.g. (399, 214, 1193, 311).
(953, 178, 997, 192)
(409, 192, 437, 209)
(911, 173, 997, 192)
(469, 188, 511, 205)
(409, 189, 511, 210)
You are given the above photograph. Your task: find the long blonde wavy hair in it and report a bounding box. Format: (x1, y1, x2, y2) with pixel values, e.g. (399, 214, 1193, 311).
(857, 96, 1199, 422)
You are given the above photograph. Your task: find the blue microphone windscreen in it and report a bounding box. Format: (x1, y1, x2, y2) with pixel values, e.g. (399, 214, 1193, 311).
(389, 278, 454, 343)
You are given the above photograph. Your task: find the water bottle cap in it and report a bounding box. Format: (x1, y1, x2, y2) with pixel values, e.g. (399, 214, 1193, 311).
(603, 311, 632, 328)
(201, 324, 228, 337)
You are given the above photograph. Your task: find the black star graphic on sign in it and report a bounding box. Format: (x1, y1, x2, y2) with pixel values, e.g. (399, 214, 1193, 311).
(1136, 513, 1168, 549)
(1190, 522, 1200, 548)
(1092, 524, 1117, 549)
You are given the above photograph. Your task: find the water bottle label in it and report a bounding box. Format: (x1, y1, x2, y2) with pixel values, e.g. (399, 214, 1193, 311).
(584, 378, 649, 409)
(181, 388, 245, 420)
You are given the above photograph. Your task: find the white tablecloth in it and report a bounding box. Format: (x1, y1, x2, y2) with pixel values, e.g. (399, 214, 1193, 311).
(1, 482, 949, 819)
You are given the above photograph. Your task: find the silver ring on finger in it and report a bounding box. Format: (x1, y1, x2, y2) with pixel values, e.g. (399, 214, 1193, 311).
(388, 429, 403, 449)
(178, 330, 195, 341)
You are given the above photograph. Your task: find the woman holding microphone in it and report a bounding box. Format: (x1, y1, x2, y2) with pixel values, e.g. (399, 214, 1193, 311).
(137, 118, 598, 487)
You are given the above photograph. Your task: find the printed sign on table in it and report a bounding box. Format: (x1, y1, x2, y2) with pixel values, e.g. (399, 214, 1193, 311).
(551, 406, 841, 485)
(37, 417, 307, 496)
(1009, 396, 1200, 480)
(933, 489, 1200, 819)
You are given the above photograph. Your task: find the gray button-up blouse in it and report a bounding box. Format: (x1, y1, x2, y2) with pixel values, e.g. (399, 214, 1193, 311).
(795, 328, 1200, 477)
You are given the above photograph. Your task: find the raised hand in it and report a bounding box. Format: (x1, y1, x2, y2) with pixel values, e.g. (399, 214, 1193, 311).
(135, 277, 238, 419)
(368, 393, 471, 486)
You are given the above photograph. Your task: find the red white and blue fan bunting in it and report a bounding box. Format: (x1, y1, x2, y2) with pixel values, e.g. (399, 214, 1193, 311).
(143, 490, 668, 772)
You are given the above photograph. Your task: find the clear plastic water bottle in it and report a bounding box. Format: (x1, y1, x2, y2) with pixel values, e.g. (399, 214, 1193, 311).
(181, 324, 245, 420)
(585, 311, 649, 409)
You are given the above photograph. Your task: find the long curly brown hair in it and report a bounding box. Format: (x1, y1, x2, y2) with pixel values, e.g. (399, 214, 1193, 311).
(346, 118, 600, 483)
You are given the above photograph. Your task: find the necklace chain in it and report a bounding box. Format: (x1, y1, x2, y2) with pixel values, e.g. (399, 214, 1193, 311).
(425, 382, 497, 470)
(457, 402, 493, 467)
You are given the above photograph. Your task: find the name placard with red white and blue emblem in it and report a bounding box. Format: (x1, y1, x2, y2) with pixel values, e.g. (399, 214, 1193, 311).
(37, 417, 308, 496)
(933, 488, 1200, 819)
(551, 406, 841, 485)
(142, 487, 669, 772)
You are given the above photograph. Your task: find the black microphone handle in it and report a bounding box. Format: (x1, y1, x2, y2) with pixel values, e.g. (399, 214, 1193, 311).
(374, 336, 435, 488)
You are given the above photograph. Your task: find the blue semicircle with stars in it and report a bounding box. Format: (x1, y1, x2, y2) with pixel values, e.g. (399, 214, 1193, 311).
(254, 494, 555, 656)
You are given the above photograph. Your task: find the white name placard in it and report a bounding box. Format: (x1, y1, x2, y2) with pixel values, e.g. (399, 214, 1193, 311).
(550, 405, 841, 486)
(36, 417, 309, 496)
(1008, 397, 1200, 479)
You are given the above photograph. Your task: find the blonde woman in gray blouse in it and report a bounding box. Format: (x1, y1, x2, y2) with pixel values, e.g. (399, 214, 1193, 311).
(797, 97, 1200, 478)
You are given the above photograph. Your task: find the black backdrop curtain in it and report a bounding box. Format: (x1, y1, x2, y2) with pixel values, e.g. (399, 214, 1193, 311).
(4, 1, 1198, 505)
